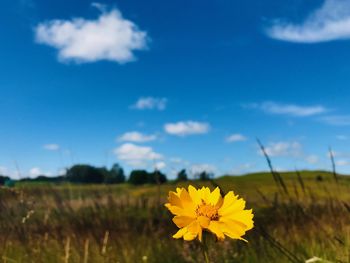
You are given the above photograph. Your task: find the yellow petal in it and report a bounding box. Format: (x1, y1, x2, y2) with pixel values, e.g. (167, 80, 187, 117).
(183, 232, 197, 241)
(187, 220, 201, 235)
(197, 216, 210, 228)
(208, 187, 221, 206)
(219, 218, 246, 238)
(173, 216, 195, 228)
(179, 188, 194, 207)
(218, 191, 237, 211)
(224, 210, 254, 230)
(188, 185, 201, 205)
(176, 187, 182, 195)
(219, 197, 246, 217)
(199, 187, 210, 203)
(168, 191, 183, 208)
(207, 221, 225, 240)
(166, 205, 194, 217)
(173, 227, 187, 239)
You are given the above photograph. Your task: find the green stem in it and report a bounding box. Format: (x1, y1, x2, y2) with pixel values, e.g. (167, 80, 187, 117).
(202, 248, 210, 263)
(201, 233, 210, 263)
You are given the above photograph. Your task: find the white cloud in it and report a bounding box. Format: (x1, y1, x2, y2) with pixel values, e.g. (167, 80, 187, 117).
(169, 157, 183, 164)
(226, 134, 247, 143)
(117, 131, 157, 143)
(336, 159, 350, 166)
(0, 166, 8, 175)
(319, 115, 350, 126)
(164, 121, 210, 136)
(35, 6, 148, 63)
(114, 143, 162, 167)
(29, 167, 42, 177)
(260, 141, 302, 157)
(230, 163, 255, 175)
(131, 97, 167, 110)
(155, 161, 166, 170)
(247, 102, 327, 117)
(305, 154, 319, 164)
(43, 144, 60, 151)
(189, 164, 216, 176)
(267, 0, 350, 43)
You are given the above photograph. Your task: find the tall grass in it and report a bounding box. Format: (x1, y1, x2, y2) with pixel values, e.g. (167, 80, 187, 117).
(0, 161, 349, 262)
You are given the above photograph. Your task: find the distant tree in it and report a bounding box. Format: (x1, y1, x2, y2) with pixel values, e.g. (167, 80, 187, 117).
(176, 169, 188, 181)
(128, 170, 149, 185)
(128, 170, 167, 185)
(198, 171, 213, 181)
(105, 163, 125, 184)
(66, 164, 105, 184)
(0, 175, 10, 185)
(148, 170, 167, 184)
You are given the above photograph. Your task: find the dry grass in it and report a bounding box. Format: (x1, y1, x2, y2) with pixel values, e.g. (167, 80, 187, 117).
(0, 170, 349, 262)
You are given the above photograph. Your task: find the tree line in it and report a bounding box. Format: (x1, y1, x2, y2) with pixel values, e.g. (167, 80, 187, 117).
(0, 163, 214, 185)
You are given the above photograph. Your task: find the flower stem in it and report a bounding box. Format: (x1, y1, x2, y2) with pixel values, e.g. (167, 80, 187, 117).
(203, 248, 210, 263)
(201, 233, 210, 263)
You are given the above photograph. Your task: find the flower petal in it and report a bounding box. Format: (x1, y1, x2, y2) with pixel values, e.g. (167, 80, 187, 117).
(219, 218, 247, 238)
(224, 210, 254, 230)
(197, 216, 210, 228)
(188, 185, 201, 206)
(199, 187, 211, 203)
(173, 227, 187, 239)
(207, 221, 225, 240)
(208, 187, 221, 206)
(218, 191, 237, 211)
(219, 197, 246, 217)
(168, 191, 183, 208)
(173, 216, 195, 228)
(183, 231, 197, 241)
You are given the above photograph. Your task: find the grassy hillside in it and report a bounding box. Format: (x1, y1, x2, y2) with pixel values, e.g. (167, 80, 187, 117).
(1, 170, 349, 262)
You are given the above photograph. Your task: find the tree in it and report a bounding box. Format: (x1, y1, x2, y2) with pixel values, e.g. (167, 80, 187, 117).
(198, 171, 213, 181)
(66, 164, 105, 184)
(176, 169, 188, 181)
(128, 170, 149, 185)
(128, 170, 167, 185)
(0, 175, 10, 185)
(148, 170, 167, 184)
(105, 163, 125, 184)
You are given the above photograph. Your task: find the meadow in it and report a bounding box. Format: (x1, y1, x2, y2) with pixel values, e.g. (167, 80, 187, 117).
(0, 169, 349, 263)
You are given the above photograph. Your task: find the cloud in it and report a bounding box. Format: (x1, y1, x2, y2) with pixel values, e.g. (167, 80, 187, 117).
(43, 144, 60, 151)
(189, 164, 217, 176)
(246, 102, 327, 117)
(319, 115, 350, 126)
(230, 163, 255, 175)
(164, 121, 210, 136)
(226, 134, 247, 143)
(267, 0, 350, 43)
(155, 161, 166, 170)
(0, 166, 8, 175)
(260, 141, 302, 157)
(117, 131, 157, 143)
(114, 143, 162, 167)
(131, 97, 167, 110)
(35, 6, 148, 63)
(305, 155, 319, 164)
(336, 159, 350, 166)
(29, 167, 43, 177)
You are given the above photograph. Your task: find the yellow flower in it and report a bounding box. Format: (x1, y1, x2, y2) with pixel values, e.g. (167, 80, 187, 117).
(165, 185, 254, 242)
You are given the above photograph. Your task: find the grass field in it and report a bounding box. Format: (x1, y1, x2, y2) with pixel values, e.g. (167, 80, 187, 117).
(1, 170, 349, 263)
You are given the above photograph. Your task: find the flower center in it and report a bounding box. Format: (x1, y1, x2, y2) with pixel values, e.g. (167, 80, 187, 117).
(196, 201, 219, 220)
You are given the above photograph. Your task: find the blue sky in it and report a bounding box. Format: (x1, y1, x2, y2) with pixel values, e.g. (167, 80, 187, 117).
(2, 0, 350, 178)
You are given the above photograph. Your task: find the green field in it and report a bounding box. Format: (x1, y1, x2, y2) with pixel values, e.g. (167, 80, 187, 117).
(1, 170, 349, 263)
